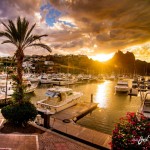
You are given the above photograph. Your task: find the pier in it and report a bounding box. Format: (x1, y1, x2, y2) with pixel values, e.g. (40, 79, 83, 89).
(51, 102, 98, 122)
(37, 102, 111, 149)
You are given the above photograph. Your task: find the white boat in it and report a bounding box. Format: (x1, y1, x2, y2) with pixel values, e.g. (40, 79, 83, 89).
(115, 81, 129, 93)
(0, 81, 37, 96)
(25, 74, 40, 83)
(132, 80, 138, 89)
(139, 91, 150, 119)
(36, 87, 83, 114)
(49, 77, 77, 86)
(39, 74, 52, 84)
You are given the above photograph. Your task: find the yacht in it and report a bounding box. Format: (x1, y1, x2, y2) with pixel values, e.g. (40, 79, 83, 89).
(139, 91, 150, 119)
(49, 77, 77, 86)
(39, 74, 52, 84)
(115, 81, 129, 93)
(0, 80, 37, 96)
(132, 80, 138, 89)
(36, 87, 83, 114)
(25, 74, 40, 83)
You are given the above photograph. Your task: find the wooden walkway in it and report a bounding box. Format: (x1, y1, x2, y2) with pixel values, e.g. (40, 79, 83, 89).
(37, 102, 111, 149)
(51, 102, 98, 122)
(50, 117, 111, 149)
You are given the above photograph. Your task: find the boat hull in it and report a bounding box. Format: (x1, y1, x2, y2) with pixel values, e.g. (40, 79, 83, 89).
(37, 92, 82, 114)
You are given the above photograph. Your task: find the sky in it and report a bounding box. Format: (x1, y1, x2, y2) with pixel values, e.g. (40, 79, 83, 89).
(0, 0, 150, 62)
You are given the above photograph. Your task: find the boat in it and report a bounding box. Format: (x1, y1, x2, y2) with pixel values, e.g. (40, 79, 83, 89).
(132, 80, 138, 89)
(24, 74, 40, 83)
(139, 91, 150, 119)
(39, 74, 52, 84)
(115, 81, 129, 93)
(36, 87, 83, 114)
(49, 77, 77, 86)
(0, 80, 37, 96)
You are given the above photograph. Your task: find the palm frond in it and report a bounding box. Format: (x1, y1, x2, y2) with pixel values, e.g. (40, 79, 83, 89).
(22, 34, 48, 49)
(17, 17, 29, 44)
(1, 22, 12, 34)
(28, 43, 52, 52)
(24, 23, 36, 41)
(1, 40, 13, 44)
(8, 19, 18, 43)
(0, 31, 17, 46)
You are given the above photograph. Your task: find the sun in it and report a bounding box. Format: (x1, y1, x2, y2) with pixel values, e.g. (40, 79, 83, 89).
(90, 53, 114, 62)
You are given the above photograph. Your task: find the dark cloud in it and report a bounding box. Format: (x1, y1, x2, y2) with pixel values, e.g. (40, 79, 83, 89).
(0, 0, 41, 20)
(49, 0, 150, 53)
(1, 0, 150, 61)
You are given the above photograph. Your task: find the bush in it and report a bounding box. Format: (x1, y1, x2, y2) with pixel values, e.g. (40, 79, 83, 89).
(1, 101, 37, 126)
(111, 112, 150, 150)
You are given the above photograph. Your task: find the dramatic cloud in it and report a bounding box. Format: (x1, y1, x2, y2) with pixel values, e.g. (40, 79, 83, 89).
(0, 0, 150, 62)
(0, 0, 41, 20)
(48, 0, 150, 57)
(124, 43, 150, 62)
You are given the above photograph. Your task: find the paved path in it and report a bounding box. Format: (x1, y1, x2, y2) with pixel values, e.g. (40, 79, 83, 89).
(39, 131, 97, 150)
(0, 134, 39, 150)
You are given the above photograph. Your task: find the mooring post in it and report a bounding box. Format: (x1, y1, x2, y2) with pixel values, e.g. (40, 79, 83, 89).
(91, 94, 93, 103)
(43, 111, 51, 128)
(130, 88, 132, 98)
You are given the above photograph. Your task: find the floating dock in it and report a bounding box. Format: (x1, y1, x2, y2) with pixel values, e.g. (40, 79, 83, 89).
(37, 102, 111, 149)
(51, 102, 98, 122)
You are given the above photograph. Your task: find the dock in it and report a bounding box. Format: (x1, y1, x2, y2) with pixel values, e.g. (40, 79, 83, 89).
(37, 102, 111, 149)
(51, 102, 98, 122)
(50, 117, 111, 149)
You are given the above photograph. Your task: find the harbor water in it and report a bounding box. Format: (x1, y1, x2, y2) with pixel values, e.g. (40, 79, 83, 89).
(31, 79, 141, 135)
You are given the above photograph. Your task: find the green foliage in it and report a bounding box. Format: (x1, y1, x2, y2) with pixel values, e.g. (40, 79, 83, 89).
(111, 112, 150, 150)
(0, 17, 51, 126)
(1, 101, 37, 126)
(11, 74, 25, 103)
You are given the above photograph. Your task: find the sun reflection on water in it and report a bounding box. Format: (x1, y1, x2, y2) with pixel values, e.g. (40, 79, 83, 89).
(95, 81, 110, 108)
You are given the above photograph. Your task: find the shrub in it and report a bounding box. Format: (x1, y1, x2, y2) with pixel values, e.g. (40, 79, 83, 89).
(1, 101, 37, 126)
(111, 112, 150, 150)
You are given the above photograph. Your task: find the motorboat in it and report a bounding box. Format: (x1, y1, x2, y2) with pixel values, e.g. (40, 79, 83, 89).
(24, 74, 40, 83)
(0, 80, 37, 96)
(132, 80, 138, 89)
(49, 77, 77, 86)
(36, 87, 83, 114)
(39, 74, 52, 84)
(139, 91, 150, 119)
(115, 81, 129, 93)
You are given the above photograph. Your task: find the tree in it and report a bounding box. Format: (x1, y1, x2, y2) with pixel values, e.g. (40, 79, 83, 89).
(0, 17, 51, 103)
(0, 17, 51, 126)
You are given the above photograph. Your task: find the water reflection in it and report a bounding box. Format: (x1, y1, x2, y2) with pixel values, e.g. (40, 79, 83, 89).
(95, 81, 109, 108)
(31, 80, 141, 135)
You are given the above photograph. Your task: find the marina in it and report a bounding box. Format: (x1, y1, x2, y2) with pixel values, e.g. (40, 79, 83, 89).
(0, 2, 150, 149)
(30, 78, 142, 135)
(0, 75, 148, 135)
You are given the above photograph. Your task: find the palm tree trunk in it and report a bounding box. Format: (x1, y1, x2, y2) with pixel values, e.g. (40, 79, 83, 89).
(16, 48, 24, 103)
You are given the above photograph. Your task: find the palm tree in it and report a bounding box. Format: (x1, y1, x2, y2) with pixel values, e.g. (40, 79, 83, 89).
(0, 17, 51, 103)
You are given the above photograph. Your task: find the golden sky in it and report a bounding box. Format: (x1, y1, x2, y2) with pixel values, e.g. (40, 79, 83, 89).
(0, 0, 150, 62)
